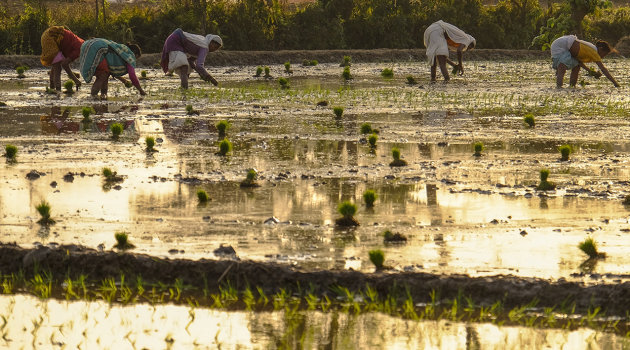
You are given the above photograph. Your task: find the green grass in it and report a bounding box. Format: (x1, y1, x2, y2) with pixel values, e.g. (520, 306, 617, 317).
(197, 189, 209, 202)
(16, 66, 25, 77)
(363, 190, 377, 207)
(537, 169, 556, 191)
(216, 120, 230, 136)
(255, 66, 263, 77)
(559, 145, 572, 161)
(338, 201, 357, 218)
(381, 68, 393, 78)
(110, 123, 124, 138)
(302, 59, 318, 66)
(523, 114, 535, 128)
(81, 106, 93, 120)
(368, 249, 385, 270)
(578, 237, 601, 259)
(145, 136, 156, 152)
(368, 133, 378, 148)
(5, 144, 17, 160)
(264, 66, 271, 78)
(342, 66, 352, 80)
(473, 142, 483, 156)
(406, 75, 417, 85)
(218, 138, 232, 156)
(360, 123, 372, 134)
(114, 231, 135, 250)
(63, 80, 74, 93)
(140, 70, 147, 78)
(341, 55, 351, 67)
(35, 200, 55, 225)
(333, 106, 344, 118)
(284, 61, 292, 73)
(278, 77, 289, 89)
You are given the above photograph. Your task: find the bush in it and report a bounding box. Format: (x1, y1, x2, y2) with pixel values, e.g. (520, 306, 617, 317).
(342, 66, 352, 80)
(216, 120, 230, 136)
(368, 133, 378, 148)
(145, 136, 155, 151)
(114, 231, 135, 250)
(473, 142, 483, 156)
(578, 237, 600, 259)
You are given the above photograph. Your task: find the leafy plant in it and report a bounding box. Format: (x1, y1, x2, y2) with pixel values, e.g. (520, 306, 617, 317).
(363, 189, 377, 207)
(368, 249, 385, 270)
(342, 66, 352, 80)
(110, 123, 124, 139)
(278, 77, 289, 89)
(360, 123, 372, 134)
(63, 80, 74, 94)
(102, 167, 123, 182)
(186, 105, 199, 115)
(523, 114, 535, 128)
(406, 75, 417, 85)
(114, 231, 135, 250)
(216, 120, 230, 136)
(389, 147, 407, 166)
(559, 144, 572, 161)
(145, 136, 156, 152)
(35, 200, 55, 225)
(381, 68, 393, 78)
(5, 144, 17, 160)
(333, 106, 344, 118)
(218, 138, 232, 156)
(579, 237, 604, 259)
(197, 189, 209, 203)
(368, 133, 378, 148)
(473, 142, 483, 156)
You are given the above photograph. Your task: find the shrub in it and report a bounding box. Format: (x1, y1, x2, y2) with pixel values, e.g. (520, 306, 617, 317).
(103, 167, 113, 179)
(523, 114, 535, 128)
(185, 105, 196, 115)
(219, 138, 232, 156)
(537, 169, 556, 191)
(114, 231, 135, 250)
(16, 66, 25, 78)
(342, 66, 352, 80)
(241, 168, 260, 187)
(63, 80, 74, 93)
(216, 120, 230, 136)
(559, 145, 572, 161)
(383, 230, 407, 243)
(368, 249, 385, 270)
(381, 68, 393, 78)
(110, 123, 124, 138)
(302, 59, 318, 66)
(145, 136, 155, 151)
(333, 106, 344, 118)
(360, 123, 372, 134)
(363, 190, 377, 207)
(197, 189, 209, 202)
(368, 133, 378, 148)
(5, 144, 17, 160)
(473, 142, 483, 156)
(540, 168, 549, 182)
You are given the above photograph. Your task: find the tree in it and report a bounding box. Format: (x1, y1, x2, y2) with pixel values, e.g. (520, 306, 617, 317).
(568, 0, 611, 35)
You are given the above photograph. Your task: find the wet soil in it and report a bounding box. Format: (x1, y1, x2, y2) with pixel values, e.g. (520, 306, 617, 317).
(1, 242, 629, 316)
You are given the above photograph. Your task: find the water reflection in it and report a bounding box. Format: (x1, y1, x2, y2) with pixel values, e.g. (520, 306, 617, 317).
(0, 294, 625, 349)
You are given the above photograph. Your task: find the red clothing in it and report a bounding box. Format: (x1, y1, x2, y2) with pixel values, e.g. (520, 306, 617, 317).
(60, 30, 84, 61)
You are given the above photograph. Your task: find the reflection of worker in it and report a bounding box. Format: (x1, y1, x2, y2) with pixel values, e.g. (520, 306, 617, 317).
(40, 26, 84, 91)
(160, 28, 223, 89)
(423, 20, 476, 82)
(79, 38, 146, 99)
(551, 35, 619, 88)
(40, 106, 79, 134)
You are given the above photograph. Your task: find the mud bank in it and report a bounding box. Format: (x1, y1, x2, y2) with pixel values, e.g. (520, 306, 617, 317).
(1, 243, 629, 316)
(0, 48, 550, 69)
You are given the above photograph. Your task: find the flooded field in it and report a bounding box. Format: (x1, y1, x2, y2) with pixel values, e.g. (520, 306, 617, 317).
(2, 57, 630, 346)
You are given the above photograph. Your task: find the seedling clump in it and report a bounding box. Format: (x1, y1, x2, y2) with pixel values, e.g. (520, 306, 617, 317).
(340, 55, 351, 67)
(363, 190, 377, 207)
(381, 68, 393, 78)
(406, 75, 417, 85)
(383, 230, 407, 243)
(342, 66, 352, 81)
(110, 123, 124, 139)
(264, 66, 271, 78)
(240, 169, 260, 188)
(336, 201, 359, 226)
(186, 105, 199, 115)
(523, 114, 535, 128)
(389, 147, 407, 167)
(63, 80, 74, 94)
(255, 66, 263, 77)
(537, 169, 556, 191)
(140, 70, 147, 79)
(368, 249, 385, 270)
(368, 133, 378, 148)
(302, 59, 318, 66)
(5, 144, 17, 161)
(333, 106, 344, 118)
(284, 61, 292, 74)
(216, 120, 230, 137)
(473, 142, 484, 157)
(578, 237, 605, 259)
(197, 189, 209, 203)
(360, 123, 373, 134)
(278, 77, 290, 89)
(559, 144, 572, 161)
(114, 231, 135, 250)
(81, 106, 93, 121)
(218, 138, 232, 156)
(145, 136, 156, 152)
(16, 66, 26, 78)
(102, 167, 124, 183)
(36, 200, 55, 225)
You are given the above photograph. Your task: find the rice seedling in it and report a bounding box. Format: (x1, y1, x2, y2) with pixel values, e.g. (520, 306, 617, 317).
(537, 169, 556, 191)
(340, 55, 351, 67)
(264, 66, 271, 78)
(342, 66, 352, 80)
(102, 167, 123, 182)
(579, 237, 605, 259)
(185, 104, 199, 115)
(302, 59, 318, 66)
(333, 106, 344, 118)
(278, 77, 290, 89)
(523, 114, 535, 128)
(406, 75, 417, 85)
(197, 189, 209, 203)
(240, 168, 259, 188)
(4, 144, 17, 161)
(216, 120, 230, 137)
(336, 200, 359, 226)
(110, 123, 124, 139)
(218, 138, 232, 156)
(381, 68, 393, 78)
(114, 231, 135, 250)
(145, 136, 156, 152)
(284, 61, 292, 74)
(63, 80, 74, 94)
(16, 66, 26, 78)
(473, 142, 484, 157)
(360, 123, 372, 134)
(383, 230, 407, 243)
(2, 278, 13, 294)
(256, 286, 269, 307)
(368, 249, 385, 270)
(29, 272, 52, 299)
(243, 287, 255, 310)
(140, 70, 147, 79)
(254, 66, 263, 77)
(559, 144, 572, 161)
(368, 133, 378, 148)
(81, 106, 93, 121)
(363, 189, 377, 207)
(35, 200, 55, 225)
(389, 147, 407, 166)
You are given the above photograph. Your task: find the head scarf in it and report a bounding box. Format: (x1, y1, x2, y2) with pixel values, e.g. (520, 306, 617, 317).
(183, 31, 222, 49)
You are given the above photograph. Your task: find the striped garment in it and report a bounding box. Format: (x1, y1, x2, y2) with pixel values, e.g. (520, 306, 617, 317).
(79, 38, 136, 83)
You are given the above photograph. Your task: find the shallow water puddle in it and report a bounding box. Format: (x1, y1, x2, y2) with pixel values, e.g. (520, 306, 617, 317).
(0, 294, 625, 349)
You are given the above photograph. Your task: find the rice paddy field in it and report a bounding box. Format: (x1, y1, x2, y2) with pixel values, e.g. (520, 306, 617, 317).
(1, 56, 630, 348)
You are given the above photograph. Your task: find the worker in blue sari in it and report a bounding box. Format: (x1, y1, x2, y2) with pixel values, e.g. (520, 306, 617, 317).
(79, 38, 146, 99)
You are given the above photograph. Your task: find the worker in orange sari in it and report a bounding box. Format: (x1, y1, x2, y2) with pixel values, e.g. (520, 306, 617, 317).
(40, 26, 84, 92)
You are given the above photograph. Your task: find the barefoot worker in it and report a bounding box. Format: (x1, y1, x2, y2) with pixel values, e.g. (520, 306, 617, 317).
(551, 35, 619, 88)
(40, 26, 84, 91)
(79, 38, 146, 99)
(424, 20, 476, 82)
(160, 28, 223, 89)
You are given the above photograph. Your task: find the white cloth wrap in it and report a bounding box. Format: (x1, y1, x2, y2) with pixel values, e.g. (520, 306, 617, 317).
(182, 31, 222, 49)
(424, 20, 476, 65)
(168, 51, 190, 73)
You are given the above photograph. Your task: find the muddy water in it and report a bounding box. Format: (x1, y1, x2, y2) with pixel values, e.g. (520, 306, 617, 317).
(0, 294, 626, 349)
(2, 60, 630, 282)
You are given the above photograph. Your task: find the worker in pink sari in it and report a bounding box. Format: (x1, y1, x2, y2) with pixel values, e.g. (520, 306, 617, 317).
(40, 26, 84, 91)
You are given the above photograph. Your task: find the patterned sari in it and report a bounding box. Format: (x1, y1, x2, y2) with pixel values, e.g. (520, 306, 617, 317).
(79, 38, 136, 83)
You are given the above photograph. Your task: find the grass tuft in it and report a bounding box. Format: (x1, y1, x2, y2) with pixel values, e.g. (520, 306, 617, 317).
(363, 190, 377, 207)
(197, 189, 209, 203)
(381, 68, 393, 78)
(523, 114, 535, 128)
(218, 138, 232, 156)
(5, 144, 17, 160)
(110, 123, 124, 139)
(333, 106, 344, 118)
(559, 145, 572, 161)
(578, 237, 603, 259)
(368, 249, 385, 270)
(114, 231, 135, 250)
